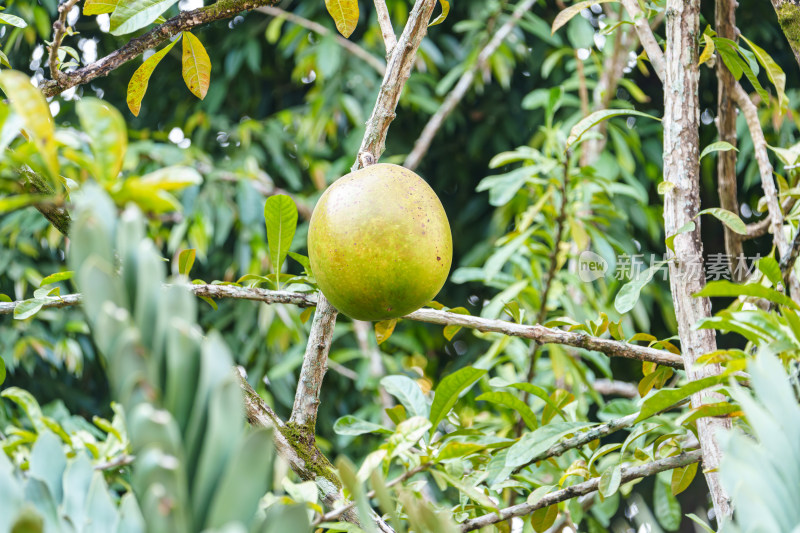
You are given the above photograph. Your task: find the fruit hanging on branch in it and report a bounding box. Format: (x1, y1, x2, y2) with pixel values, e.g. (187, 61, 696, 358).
(308, 163, 452, 321)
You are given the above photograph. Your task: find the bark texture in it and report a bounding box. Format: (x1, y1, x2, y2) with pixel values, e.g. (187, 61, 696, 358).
(662, 0, 731, 519)
(772, 0, 800, 70)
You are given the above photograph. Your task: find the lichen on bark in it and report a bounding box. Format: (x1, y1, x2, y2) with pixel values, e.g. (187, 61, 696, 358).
(280, 422, 342, 489)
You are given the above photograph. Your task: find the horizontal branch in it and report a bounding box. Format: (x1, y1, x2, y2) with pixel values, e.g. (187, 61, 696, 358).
(40, 0, 279, 98)
(459, 450, 702, 531)
(0, 286, 683, 368)
(255, 6, 386, 75)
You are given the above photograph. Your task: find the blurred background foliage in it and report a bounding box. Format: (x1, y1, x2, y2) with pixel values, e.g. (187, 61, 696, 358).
(2, 0, 800, 531)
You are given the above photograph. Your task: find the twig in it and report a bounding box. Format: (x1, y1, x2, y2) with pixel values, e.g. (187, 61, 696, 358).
(592, 379, 638, 398)
(94, 454, 135, 470)
(18, 168, 71, 235)
(781, 227, 800, 279)
(459, 451, 702, 531)
(715, 0, 743, 280)
(289, 295, 338, 430)
(48, 0, 81, 84)
(373, 0, 397, 56)
(403, 0, 536, 171)
(619, 0, 665, 82)
(0, 287, 684, 368)
(255, 6, 386, 74)
(742, 198, 796, 239)
(355, 0, 437, 170)
(40, 0, 280, 98)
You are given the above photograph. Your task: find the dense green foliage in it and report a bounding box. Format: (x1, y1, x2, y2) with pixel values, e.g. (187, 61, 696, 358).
(2, 0, 800, 531)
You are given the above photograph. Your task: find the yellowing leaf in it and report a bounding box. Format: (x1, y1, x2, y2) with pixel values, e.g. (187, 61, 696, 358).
(551, 0, 616, 33)
(375, 319, 397, 345)
(0, 70, 59, 181)
(698, 33, 715, 65)
(83, 0, 119, 16)
(182, 31, 211, 100)
(127, 37, 180, 116)
(429, 0, 450, 27)
(325, 0, 359, 38)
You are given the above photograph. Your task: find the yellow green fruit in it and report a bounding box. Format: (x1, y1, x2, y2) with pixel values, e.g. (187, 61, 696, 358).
(308, 163, 452, 321)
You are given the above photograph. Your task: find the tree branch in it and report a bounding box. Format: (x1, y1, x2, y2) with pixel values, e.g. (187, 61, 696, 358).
(373, 0, 397, 56)
(403, 0, 537, 171)
(619, 0, 665, 82)
(40, 0, 280, 98)
(661, 0, 730, 518)
(591, 379, 638, 398)
(19, 168, 71, 235)
(48, 0, 81, 85)
(459, 451, 703, 531)
(0, 286, 684, 368)
(255, 6, 386, 75)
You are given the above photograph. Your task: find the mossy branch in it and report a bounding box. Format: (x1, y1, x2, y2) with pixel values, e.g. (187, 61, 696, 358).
(18, 168, 71, 236)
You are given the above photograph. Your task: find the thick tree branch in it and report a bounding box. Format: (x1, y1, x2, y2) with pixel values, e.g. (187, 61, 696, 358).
(619, 0, 665, 82)
(771, 0, 800, 71)
(255, 6, 386, 75)
(373, 0, 397, 56)
(459, 451, 702, 531)
(662, 0, 730, 518)
(0, 286, 684, 368)
(403, 0, 536, 171)
(40, 0, 280, 98)
(715, 0, 744, 280)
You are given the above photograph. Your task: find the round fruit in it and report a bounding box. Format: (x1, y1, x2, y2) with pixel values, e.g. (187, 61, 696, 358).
(308, 163, 452, 321)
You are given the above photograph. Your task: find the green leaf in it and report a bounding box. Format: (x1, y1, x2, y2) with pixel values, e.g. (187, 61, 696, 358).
(127, 37, 180, 116)
(374, 319, 397, 345)
(741, 35, 787, 110)
(264, 195, 298, 289)
(1, 387, 45, 432)
(443, 306, 469, 340)
(0, 13, 27, 27)
(698, 207, 747, 235)
(110, 0, 179, 35)
(695, 280, 800, 310)
(671, 461, 698, 496)
(665, 221, 695, 253)
(429, 0, 450, 27)
(325, 0, 359, 38)
(551, 0, 616, 33)
(699, 141, 737, 161)
(39, 271, 74, 286)
(0, 70, 59, 181)
(84, 0, 120, 15)
(178, 249, 196, 276)
(0, 194, 44, 214)
(566, 109, 659, 150)
(636, 374, 728, 422)
(0, 358, 5, 386)
(676, 401, 741, 426)
(380, 375, 428, 418)
(476, 391, 538, 429)
(13, 298, 46, 320)
(182, 31, 211, 99)
(76, 97, 128, 183)
(758, 256, 783, 286)
(531, 504, 558, 533)
(138, 166, 202, 190)
(654, 478, 681, 531)
(333, 415, 390, 436)
(506, 421, 593, 468)
(614, 262, 664, 314)
(429, 367, 486, 437)
(598, 463, 622, 497)
(686, 513, 716, 533)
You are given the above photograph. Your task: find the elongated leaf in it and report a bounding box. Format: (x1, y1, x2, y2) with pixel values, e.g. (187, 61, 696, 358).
(374, 319, 397, 345)
(758, 256, 782, 286)
(0, 194, 42, 214)
(598, 463, 621, 497)
(654, 478, 681, 531)
(182, 31, 211, 99)
(676, 401, 741, 426)
(429, 367, 486, 436)
(566, 109, 659, 149)
(698, 33, 715, 65)
(698, 207, 746, 235)
(380, 375, 428, 418)
(742, 35, 787, 110)
(325, 0, 359, 38)
(0, 70, 59, 180)
(110, 0, 179, 35)
(552, 0, 616, 33)
(429, 0, 450, 27)
(178, 249, 196, 276)
(531, 504, 558, 533)
(40, 271, 74, 286)
(671, 461, 698, 496)
(506, 421, 593, 468)
(699, 141, 737, 161)
(333, 416, 390, 436)
(1, 387, 45, 432)
(636, 374, 728, 422)
(695, 280, 800, 310)
(0, 358, 5, 386)
(0, 13, 27, 27)
(127, 38, 180, 116)
(76, 97, 128, 182)
(614, 262, 664, 314)
(13, 298, 46, 320)
(264, 195, 298, 289)
(139, 166, 202, 189)
(477, 391, 538, 429)
(83, 0, 119, 16)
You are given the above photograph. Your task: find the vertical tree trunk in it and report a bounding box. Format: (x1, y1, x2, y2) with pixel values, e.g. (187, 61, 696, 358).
(662, 0, 732, 521)
(715, 0, 743, 281)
